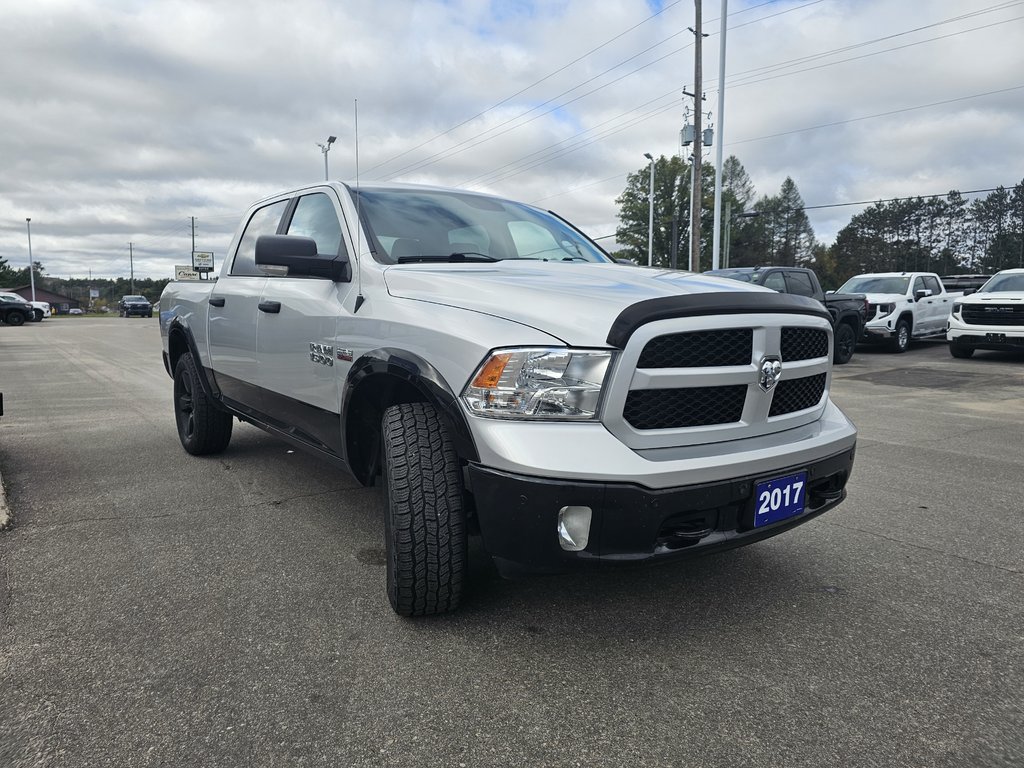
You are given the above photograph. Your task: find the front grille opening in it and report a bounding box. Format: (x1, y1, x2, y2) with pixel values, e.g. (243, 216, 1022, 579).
(656, 511, 719, 550)
(769, 373, 826, 417)
(961, 305, 1024, 326)
(624, 385, 746, 429)
(638, 328, 753, 368)
(781, 327, 828, 361)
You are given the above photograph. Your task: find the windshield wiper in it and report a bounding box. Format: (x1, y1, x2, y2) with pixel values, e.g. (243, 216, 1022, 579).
(397, 252, 498, 264)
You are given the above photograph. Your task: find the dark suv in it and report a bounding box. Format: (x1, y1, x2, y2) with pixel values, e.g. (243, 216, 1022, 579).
(119, 295, 153, 318)
(0, 293, 34, 326)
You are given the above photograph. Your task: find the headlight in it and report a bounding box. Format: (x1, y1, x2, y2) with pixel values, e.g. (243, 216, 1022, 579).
(952, 302, 962, 314)
(876, 303, 895, 317)
(462, 348, 612, 420)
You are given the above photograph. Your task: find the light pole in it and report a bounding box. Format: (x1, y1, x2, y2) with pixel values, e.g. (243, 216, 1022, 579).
(317, 135, 337, 180)
(26, 218, 36, 301)
(644, 153, 654, 266)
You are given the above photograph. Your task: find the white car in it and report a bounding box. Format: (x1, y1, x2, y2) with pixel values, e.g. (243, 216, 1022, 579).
(947, 268, 1024, 358)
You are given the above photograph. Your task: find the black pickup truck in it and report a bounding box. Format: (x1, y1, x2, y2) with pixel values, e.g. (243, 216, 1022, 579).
(706, 267, 868, 364)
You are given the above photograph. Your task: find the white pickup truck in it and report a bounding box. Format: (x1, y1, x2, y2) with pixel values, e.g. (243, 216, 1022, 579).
(835, 271, 961, 352)
(947, 268, 1024, 357)
(159, 181, 857, 616)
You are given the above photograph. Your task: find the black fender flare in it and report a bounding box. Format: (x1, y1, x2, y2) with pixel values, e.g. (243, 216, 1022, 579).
(343, 348, 479, 484)
(165, 319, 222, 404)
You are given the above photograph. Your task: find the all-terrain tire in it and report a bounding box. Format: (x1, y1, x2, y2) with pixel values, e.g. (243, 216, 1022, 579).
(949, 343, 975, 359)
(833, 322, 857, 365)
(381, 402, 467, 617)
(890, 318, 911, 353)
(173, 352, 233, 455)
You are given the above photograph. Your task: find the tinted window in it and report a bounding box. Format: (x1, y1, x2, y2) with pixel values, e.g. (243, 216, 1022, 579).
(837, 276, 911, 294)
(923, 275, 942, 295)
(286, 193, 346, 258)
(785, 271, 815, 297)
(762, 272, 786, 292)
(913, 276, 927, 295)
(231, 200, 288, 276)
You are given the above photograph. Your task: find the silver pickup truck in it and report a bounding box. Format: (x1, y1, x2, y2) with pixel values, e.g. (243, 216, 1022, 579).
(159, 181, 857, 616)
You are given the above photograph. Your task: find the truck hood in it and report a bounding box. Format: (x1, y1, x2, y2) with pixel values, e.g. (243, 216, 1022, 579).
(960, 291, 1024, 303)
(382, 261, 771, 346)
(859, 292, 907, 304)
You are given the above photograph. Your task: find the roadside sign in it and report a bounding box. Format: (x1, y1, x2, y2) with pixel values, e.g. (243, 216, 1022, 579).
(89, 289, 99, 299)
(175, 265, 201, 280)
(192, 251, 214, 273)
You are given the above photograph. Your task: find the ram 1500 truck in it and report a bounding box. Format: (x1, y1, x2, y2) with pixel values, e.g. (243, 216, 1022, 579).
(159, 181, 858, 616)
(836, 271, 961, 352)
(947, 268, 1024, 357)
(704, 266, 868, 364)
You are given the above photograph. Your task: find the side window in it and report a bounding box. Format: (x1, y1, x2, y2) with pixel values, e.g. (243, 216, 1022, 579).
(924, 275, 942, 295)
(762, 272, 787, 293)
(231, 200, 288, 276)
(785, 271, 815, 297)
(286, 193, 346, 261)
(912, 276, 927, 296)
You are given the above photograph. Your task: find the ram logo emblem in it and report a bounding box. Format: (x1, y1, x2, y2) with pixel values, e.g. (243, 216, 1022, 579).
(758, 356, 783, 392)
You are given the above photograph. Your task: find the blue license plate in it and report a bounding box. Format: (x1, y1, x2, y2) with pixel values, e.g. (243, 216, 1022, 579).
(754, 472, 807, 527)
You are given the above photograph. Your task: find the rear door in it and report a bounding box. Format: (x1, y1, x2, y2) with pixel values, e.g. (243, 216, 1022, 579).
(208, 199, 289, 407)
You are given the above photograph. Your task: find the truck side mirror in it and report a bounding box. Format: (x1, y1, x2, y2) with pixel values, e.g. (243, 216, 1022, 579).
(255, 234, 352, 282)
(963, 288, 976, 296)
(914, 289, 931, 301)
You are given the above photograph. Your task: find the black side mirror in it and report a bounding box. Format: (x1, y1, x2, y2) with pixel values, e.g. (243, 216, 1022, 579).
(963, 288, 976, 296)
(615, 257, 638, 266)
(255, 234, 351, 282)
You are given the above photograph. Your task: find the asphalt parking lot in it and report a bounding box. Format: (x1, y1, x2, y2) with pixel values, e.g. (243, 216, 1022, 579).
(1, 318, 1022, 768)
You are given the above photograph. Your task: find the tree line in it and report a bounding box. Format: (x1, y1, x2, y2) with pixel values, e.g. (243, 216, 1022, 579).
(0, 259, 170, 308)
(614, 155, 1024, 289)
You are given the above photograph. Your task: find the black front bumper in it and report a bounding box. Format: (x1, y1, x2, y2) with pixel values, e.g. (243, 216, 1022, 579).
(469, 446, 855, 575)
(951, 332, 1024, 352)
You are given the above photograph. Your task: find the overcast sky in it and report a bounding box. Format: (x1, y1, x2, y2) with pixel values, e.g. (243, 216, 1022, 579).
(2, 0, 1022, 281)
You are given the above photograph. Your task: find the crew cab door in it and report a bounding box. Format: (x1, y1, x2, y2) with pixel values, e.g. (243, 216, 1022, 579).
(208, 199, 289, 407)
(255, 190, 356, 452)
(911, 275, 941, 334)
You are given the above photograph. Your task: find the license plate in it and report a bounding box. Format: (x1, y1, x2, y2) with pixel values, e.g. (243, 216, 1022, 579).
(754, 472, 807, 528)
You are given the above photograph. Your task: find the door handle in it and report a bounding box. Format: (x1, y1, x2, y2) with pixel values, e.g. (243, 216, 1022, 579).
(258, 301, 281, 314)
(208, 296, 225, 307)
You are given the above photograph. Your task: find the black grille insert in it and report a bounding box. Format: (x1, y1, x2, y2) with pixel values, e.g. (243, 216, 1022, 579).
(638, 329, 753, 368)
(769, 373, 826, 417)
(781, 327, 828, 361)
(624, 385, 747, 430)
(961, 304, 1024, 326)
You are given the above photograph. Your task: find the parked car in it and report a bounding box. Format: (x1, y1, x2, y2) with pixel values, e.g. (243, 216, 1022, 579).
(160, 180, 857, 616)
(940, 274, 992, 293)
(947, 268, 1024, 357)
(705, 266, 867, 364)
(68, 308, 85, 315)
(0, 293, 34, 326)
(118, 295, 153, 317)
(835, 271, 961, 352)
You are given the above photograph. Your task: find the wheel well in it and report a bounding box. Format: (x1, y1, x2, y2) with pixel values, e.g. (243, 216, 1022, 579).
(898, 312, 913, 330)
(345, 373, 429, 487)
(168, 327, 190, 374)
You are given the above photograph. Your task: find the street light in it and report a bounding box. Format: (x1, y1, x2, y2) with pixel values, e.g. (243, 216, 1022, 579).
(26, 218, 36, 302)
(644, 152, 654, 267)
(317, 135, 337, 181)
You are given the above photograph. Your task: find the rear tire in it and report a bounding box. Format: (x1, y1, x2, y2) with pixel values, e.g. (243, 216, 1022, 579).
(890, 318, 911, 353)
(5, 311, 25, 327)
(833, 322, 857, 365)
(381, 402, 466, 617)
(949, 343, 975, 359)
(173, 353, 233, 455)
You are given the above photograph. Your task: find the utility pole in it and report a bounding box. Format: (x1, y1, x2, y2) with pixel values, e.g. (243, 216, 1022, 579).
(129, 242, 134, 294)
(689, 2, 705, 272)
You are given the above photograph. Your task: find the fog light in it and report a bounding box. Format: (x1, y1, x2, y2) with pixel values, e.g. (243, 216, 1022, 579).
(557, 506, 593, 552)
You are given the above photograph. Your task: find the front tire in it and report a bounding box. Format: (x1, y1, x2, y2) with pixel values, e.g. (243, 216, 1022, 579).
(5, 311, 25, 327)
(833, 322, 857, 364)
(173, 353, 233, 455)
(381, 403, 467, 617)
(949, 343, 975, 359)
(32, 309, 43, 322)
(890, 318, 911, 353)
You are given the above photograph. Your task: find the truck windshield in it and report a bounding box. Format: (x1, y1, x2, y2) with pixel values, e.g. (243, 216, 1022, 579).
(837, 276, 910, 294)
(979, 273, 1024, 292)
(352, 187, 612, 265)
